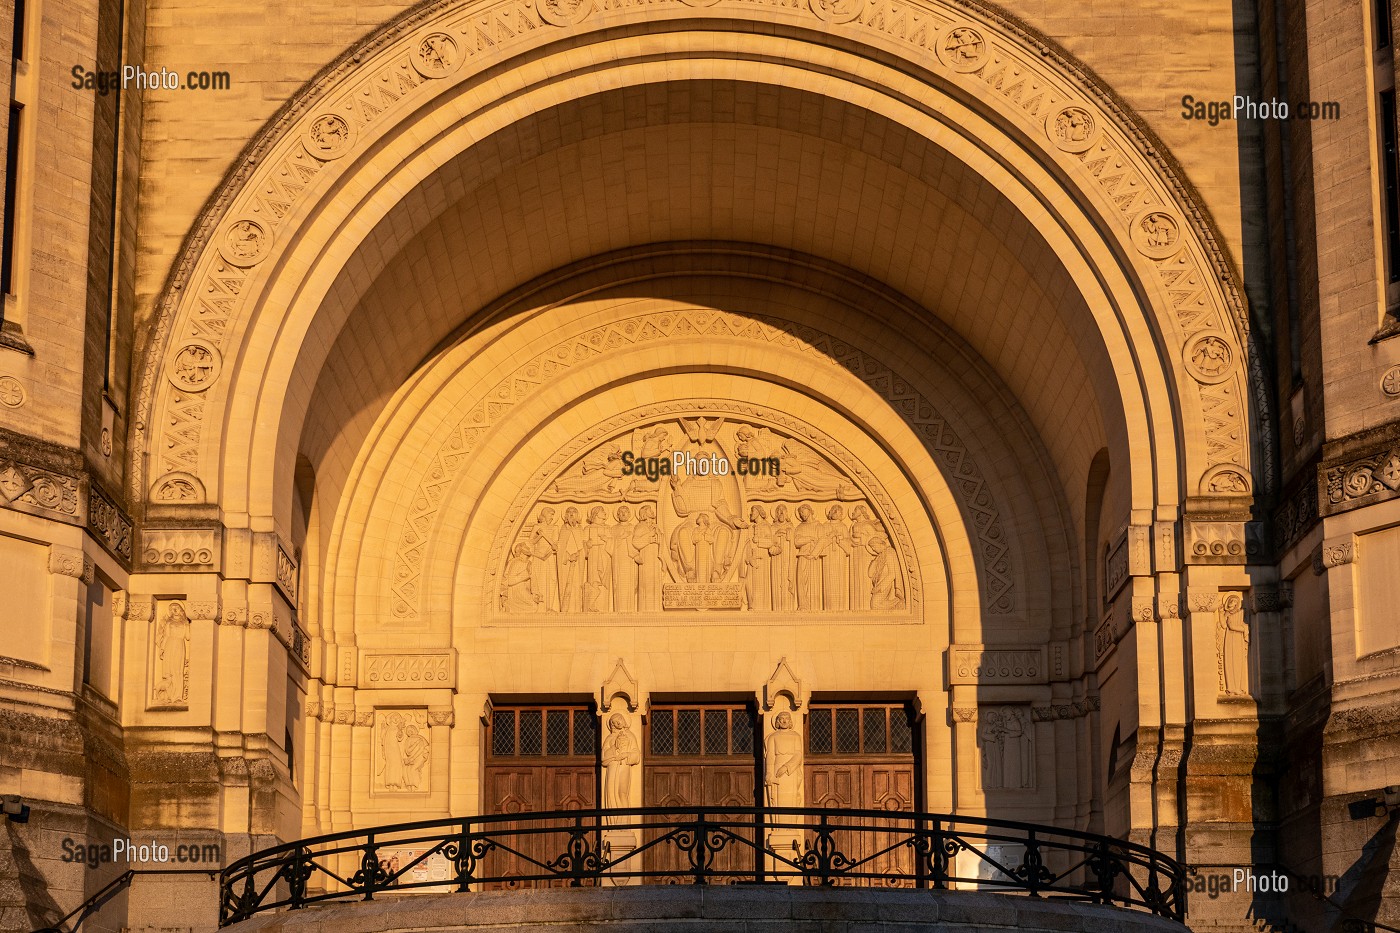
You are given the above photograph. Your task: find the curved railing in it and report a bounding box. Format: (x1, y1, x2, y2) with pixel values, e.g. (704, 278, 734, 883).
(220, 807, 1187, 926)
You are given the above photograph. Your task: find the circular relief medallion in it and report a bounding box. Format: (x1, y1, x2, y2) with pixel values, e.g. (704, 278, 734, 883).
(1382, 364, 1400, 397)
(1182, 330, 1234, 384)
(1130, 209, 1181, 259)
(167, 340, 223, 393)
(1201, 465, 1251, 495)
(0, 375, 24, 409)
(1047, 105, 1098, 153)
(220, 219, 270, 266)
(808, 0, 864, 24)
(937, 26, 988, 72)
(412, 32, 461, 78)
(536, 0, 594, 27)
(304, 113, 356, 159)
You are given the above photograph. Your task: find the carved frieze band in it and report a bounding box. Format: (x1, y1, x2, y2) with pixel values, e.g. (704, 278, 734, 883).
(135, 0, 1252, 537)
(947, 645, 1046, 684)
(141, 527, 220, 570)
(0, 458, 82, 523)
(87, 484, 133, 562)
(1321, 433, 1400, 516)
(362, 652, 455, 688)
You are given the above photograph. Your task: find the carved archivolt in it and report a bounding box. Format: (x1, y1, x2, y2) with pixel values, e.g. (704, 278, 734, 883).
(388, 311, 1016, 622)
(487, 406, 918, 618)
(133, 0, 1259, 512)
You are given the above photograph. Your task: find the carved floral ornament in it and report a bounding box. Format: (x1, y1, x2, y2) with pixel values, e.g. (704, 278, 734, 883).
(488, 407, 918, 618)
(134, 0, 1254, 516)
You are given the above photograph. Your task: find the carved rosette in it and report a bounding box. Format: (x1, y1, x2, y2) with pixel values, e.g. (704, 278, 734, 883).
(488, 407, 917, 619)
(0, 375, 25, 408)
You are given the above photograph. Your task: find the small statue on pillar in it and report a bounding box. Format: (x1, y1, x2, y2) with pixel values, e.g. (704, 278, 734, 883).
(764, 710, 804, 808)
(602, 712, 641, 814)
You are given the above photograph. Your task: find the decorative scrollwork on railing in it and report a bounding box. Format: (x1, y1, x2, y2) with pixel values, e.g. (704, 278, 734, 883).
(219, 807, 1188, 926)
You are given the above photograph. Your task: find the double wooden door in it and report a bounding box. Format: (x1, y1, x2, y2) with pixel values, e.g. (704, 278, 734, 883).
(483, 706, 597, 887)
(803, 703, 918, 885)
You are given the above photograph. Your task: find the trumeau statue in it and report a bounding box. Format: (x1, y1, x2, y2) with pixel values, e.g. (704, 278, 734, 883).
(493, 410, 914, 616)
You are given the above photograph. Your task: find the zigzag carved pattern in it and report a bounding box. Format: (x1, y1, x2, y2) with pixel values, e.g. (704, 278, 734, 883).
(388, 309, 1017, 620)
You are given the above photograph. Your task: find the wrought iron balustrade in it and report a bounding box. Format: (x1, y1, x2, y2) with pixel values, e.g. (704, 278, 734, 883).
(219, 806, 1187, 926)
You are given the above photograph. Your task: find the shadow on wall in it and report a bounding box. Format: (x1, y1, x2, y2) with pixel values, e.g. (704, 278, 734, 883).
(2, 817, 64, 931)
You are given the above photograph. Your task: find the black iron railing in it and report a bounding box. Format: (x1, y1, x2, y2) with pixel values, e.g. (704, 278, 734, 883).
(220, 807, 1187, 926)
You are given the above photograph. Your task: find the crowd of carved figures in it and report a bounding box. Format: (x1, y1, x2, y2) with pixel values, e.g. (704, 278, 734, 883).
(499, 416, 908, 614)
(501, 499, 905, 613)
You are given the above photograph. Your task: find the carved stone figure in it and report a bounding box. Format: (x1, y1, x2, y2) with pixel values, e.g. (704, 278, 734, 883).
(584, 506, 611, 612)
(847, 505, 880, 610)
(632, 503, 663, 610)
(741, 504, 779, 610)
(502, 542, 541, 611)
(610, 505, 638, 612)
(820, 504, 851, 611)
(771, 504, 795, 611)
(776, 441, 859, 499)
(792, 504, 824, 610)
(868, 534, 904, 609)
(529, 508, 561, 612)
(977, 708, 1034, 790)
(552, 444, 627, 498)
(153, 601, 190, 706)
(601, 713, 641, 811)
(1218, 593, 1251, 696)
(764, 711, 803, 807)
(558, 507, 587, 612)
(378, 713, 431, 791)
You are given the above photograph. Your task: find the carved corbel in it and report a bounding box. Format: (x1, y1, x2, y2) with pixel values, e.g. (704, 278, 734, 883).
(599, 658, 641, 713)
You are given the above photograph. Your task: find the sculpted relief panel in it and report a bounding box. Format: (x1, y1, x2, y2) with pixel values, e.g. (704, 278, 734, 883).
(490, 407, 917, 618)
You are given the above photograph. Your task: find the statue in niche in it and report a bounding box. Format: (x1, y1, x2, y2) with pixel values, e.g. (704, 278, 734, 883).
(557, 507, 587, 613)
(868, 534, 905, 610)
(601, 713, 641, 813)
(977, 708, 1033, 790)
(378, 713, 431, 791)
(776, 440, 860, 500)
(609, 505, 638, 612)
(764, 710, 804, 807)
(153, 601, 190, 705)
(792, 505, 825, 610)
(529, 508, 561, 612)
(632, 503, 664, 610)
(502, 543, 542, 611)
(820, 504, 852, 611)
(1217, 593, 1251, 696)
(583, 506, 611, 612)
(741, 504, 780, 610)
(848, 505, 881, 610)
(771, 504, 795, 610)
(551, 443, 627, 498)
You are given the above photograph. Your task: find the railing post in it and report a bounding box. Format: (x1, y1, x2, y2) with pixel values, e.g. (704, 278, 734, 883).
(754, 807, 765, 883)
(694, 811, 708, 885)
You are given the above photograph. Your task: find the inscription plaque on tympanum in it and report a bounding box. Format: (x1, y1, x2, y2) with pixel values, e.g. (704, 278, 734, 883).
(489, 406, 916, 618)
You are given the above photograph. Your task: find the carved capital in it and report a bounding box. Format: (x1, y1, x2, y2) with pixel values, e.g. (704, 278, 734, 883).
(186, 600, 220, 622)
(1187, 590, 1220, 613)
(951, 707, 978, 723)
(334, 709, 354, 725)
(1252, 584, 1291, 612)
(48, 545, 91, 582)
(354, 711, 374, 727)
(221, 607, 248, 627)
(305, 700, 322, 719)
(428, 710, 455, 727)
(1321, 541, 1355, 568)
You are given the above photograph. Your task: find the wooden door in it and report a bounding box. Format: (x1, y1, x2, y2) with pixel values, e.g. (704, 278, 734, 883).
(643, 705, 759, 879)
(483, 706, 597, 887)
(804, 703, 918, 886)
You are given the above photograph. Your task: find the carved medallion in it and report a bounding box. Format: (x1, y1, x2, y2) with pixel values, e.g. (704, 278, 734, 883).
(1200, 465, 1251, 496)
(490, 407, 916, 618)
(167, 340, 222, 392)
(1046, 106, 1097, 153)
(536, 0, 593, 27)
(1183, 331, 1233, 384)
(152, 471, 206, 503)
(412, 32, 461, 77)
(1131, 210, 1181, 259)
(808, 0, 864, 24)
(304, 113, 356, 159)
(220, 219, 270, 266)
(1383, 365, 1400, 398)
(0, 375, 24, 409)
(937, 26, 987, 71)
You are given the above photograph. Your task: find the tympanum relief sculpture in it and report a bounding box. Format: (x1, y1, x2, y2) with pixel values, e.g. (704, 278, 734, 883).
(492, 409, 914, 617)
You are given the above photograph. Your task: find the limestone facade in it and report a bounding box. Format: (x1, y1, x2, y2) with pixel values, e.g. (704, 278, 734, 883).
(0, 0, 1398, 931)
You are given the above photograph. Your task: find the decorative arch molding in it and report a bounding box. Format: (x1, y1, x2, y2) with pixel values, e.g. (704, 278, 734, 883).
(129, 0, 1268, 521)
